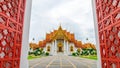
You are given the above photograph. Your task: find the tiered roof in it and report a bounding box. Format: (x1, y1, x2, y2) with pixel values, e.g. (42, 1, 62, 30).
(38, 25, 83, 48)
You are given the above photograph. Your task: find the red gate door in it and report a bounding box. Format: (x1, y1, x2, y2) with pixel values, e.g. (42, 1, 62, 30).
(0, 0, 26, 68)
(95, 0, 120, 68)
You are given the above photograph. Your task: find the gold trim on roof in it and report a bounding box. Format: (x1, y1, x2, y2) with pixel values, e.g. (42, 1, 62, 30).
(51, 25, 69, 41)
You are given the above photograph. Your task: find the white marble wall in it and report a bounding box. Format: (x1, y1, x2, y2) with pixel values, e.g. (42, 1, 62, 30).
(69, 43, 75, 55)
(44, 40, 77, 55)
(44, 43, 52, 54)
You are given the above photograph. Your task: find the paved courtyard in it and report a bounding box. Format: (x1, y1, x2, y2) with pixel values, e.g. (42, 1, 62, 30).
(29, 55, 97, 68)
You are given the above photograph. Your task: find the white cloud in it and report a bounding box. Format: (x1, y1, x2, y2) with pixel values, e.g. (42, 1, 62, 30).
(29, 0, 96, 44)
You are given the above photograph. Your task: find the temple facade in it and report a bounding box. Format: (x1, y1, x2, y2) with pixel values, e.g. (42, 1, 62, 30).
(38, 25, 83, 55)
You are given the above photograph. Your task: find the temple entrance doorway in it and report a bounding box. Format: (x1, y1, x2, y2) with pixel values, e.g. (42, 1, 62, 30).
(58, 47, 62, 52)
(57, 42, 63, 52)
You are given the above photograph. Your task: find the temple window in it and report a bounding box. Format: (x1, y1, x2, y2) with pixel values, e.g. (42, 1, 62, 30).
(70, 46, 73, 52)
(47, 46, 50, 52)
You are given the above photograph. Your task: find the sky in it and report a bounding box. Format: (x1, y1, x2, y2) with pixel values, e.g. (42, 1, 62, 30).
(29, 0, 96, 44)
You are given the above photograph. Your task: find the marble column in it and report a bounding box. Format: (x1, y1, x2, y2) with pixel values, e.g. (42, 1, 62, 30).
(54, 40, 57, 55)
(52, 40, 55, 55)
(65, 41, 67, 55)
(66, 41, 69, 55)
(51, 42, 54, 55)
(53, 41, 55, 55)
(53, 40, 55, 55)
(64, 40, 66, 55)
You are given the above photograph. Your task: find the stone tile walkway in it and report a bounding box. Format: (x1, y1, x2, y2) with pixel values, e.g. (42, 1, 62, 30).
(29, 55, 97, 68)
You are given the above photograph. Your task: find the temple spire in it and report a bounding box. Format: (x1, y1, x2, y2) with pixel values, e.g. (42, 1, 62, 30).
(58, 23, 62, 30)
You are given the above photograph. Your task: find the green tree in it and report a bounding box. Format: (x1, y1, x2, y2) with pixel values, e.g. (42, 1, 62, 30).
(72, 52, 76, 56)
(45, 52, 49, 56)
(81, 49, 89, 56)
(76, 49, 81, 56)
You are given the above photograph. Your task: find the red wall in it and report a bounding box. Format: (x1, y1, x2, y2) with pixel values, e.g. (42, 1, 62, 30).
(96, 0, 120, 68)
(0, 0, 26, 68)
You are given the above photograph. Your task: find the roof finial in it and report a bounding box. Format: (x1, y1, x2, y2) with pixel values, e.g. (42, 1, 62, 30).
(59, 21, 61, 27)
(60, 23, 61, 27)
(58, 22, 62, 30)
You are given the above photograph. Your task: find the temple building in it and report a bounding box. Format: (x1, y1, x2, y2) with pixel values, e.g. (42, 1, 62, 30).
(36, 25, 83, 55)
(30, 25, 96, 55)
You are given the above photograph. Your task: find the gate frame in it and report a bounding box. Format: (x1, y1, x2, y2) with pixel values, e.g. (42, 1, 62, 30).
(92, 0, 102, 68)
(19, 0, 102, 68)
(20, 0, 32, 68)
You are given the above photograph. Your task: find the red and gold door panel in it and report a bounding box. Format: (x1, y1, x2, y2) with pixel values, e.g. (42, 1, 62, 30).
(0, 0, 26, 68)
(95, 0, 120, 68)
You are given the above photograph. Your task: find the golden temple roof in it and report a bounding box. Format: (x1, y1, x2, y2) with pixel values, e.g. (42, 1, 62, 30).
(30, 25, 96, 49)
(37, 25, 83, 48)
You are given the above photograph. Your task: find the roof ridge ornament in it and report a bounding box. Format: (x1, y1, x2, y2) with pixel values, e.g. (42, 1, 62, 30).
(58, 23, 62, 30)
